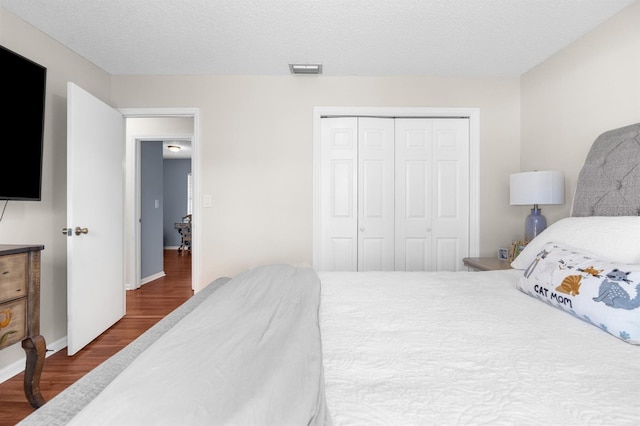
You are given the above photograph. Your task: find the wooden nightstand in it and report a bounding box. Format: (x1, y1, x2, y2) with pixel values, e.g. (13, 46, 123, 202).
(463, 257, 512, 271)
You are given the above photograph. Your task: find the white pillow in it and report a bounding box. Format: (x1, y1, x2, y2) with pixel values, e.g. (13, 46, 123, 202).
(511, 216, 640, 269)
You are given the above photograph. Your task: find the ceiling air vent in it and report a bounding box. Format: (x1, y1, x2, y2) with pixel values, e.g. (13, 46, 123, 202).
(289, 64, 322, 74)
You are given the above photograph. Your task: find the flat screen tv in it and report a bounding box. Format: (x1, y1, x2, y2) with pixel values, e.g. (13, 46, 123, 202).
(0, 45, 47, 201)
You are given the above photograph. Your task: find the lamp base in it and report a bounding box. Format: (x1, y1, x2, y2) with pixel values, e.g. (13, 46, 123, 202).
(524, 206, 547, 241)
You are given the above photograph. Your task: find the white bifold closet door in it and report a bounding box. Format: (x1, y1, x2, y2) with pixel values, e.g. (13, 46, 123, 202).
(394, 118, 469, 271)
(358, 117, 395, 271)
(318, 116, 469, 271)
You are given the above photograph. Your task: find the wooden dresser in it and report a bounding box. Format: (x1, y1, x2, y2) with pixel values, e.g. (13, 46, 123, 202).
(0, 244, 46, 408)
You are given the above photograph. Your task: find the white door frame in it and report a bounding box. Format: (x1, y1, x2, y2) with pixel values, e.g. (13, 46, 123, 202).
(312, 106, 480, 269)
(119, 108, 201, 293)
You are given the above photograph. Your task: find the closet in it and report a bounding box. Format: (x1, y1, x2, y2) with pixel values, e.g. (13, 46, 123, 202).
(317, 116, 470, 271)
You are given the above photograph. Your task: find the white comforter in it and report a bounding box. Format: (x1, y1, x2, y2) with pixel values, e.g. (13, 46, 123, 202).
(68, 265, 328, 426)
(50, 266, 640, 426)
(320, 270, 640, 425)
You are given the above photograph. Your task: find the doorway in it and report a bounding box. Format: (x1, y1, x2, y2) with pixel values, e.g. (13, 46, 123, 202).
(119, 108, 201, 293)
(139, 137, 192, 285)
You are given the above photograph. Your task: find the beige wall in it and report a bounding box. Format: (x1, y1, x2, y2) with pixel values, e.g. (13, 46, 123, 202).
(520, 1, 640, 225)
(0, 8, 112, 370)
(111, 76, 521, 284)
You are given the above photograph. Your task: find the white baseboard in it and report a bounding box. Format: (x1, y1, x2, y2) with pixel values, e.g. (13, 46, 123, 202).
(0, 336, 67, 384)
(163, 246, 180, 250)
(141, 271, 166, 285)
(46, 336, 68, 355)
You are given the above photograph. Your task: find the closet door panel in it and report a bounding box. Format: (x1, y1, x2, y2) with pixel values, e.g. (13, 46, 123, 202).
(319, 118, 358, 271)
(395, 119, 432, 271)
(361, 160, 385, 217)
(358, 118, 395, 271)
(361, 238, 385, 271)
(436, 161, 459, 218)
(406, 161, 427, 217)
(404, 237, 427, 270)
(432, 119, 470, 270)
(436, 237, 459, 271)
(332, 160, 354, 217)
(330, 238, 355, 271)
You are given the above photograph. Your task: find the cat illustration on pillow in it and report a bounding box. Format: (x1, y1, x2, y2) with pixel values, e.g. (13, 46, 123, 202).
(592, 269, 640, 310)
(554, 267, 605, 297)
(555, 275, 583, 296)
(524, 248, 551, 278)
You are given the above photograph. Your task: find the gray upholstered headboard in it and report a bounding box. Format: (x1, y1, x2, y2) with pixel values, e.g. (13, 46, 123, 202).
(571, 122, 640, 217)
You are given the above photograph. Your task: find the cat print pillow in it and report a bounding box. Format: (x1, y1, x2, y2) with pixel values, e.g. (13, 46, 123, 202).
(517, 242, 640, 345)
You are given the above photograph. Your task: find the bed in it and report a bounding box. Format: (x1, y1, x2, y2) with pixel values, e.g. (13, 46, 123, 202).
(19, 122, 640, 425)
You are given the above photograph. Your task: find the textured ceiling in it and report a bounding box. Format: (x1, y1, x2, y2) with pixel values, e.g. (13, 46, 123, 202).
(1, 0, 636, 76)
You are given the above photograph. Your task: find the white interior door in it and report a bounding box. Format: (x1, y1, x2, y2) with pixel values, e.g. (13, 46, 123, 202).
(431, 118, 469, 271)
(395, 118, 469, 271)
(318, 117, 358, 271)
(66, 82, 125, 356)
(358, 118, 395, 271)
(395, 119, 433, 271)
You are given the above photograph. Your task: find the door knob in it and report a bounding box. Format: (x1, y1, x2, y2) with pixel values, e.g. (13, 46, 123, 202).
(74, 227, 89, 236)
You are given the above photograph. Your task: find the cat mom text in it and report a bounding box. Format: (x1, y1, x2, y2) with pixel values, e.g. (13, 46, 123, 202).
(533, 284, 573, 308)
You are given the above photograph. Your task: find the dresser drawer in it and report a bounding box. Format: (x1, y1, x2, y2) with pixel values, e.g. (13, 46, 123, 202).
(0, 298, 27, 349)
(0, 253, 28, 302)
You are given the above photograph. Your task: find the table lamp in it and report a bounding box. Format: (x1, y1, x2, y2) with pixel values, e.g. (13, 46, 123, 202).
(510, 170, 564, 241)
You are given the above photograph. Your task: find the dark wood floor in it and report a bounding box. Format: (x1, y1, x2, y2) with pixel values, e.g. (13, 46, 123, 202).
(0, 250, 192, 426)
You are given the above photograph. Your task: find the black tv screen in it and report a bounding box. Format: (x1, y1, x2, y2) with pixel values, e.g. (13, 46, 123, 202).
(0, 45, 46, 201)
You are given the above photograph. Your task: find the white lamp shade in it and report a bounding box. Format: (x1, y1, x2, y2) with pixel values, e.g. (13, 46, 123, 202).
(510, 170, 564, 205)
